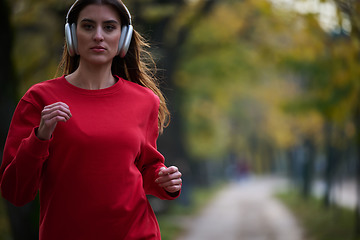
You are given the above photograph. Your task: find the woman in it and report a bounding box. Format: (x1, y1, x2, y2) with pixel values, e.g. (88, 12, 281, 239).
(0, 0, 182, 239)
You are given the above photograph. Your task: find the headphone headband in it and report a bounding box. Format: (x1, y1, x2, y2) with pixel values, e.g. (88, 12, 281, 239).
(66, 0, 132, 25)
(66, 0, 79, 23)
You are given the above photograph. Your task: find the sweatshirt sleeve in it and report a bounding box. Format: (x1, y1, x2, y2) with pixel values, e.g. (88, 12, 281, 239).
(0, 99, 51, 206)
(136, 96, 180, 200)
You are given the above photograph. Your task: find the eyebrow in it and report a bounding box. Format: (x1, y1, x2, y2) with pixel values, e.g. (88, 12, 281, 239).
(80, 18, 120, 25)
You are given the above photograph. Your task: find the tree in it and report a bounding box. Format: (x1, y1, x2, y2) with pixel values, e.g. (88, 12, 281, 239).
(0, 1, 72, 239)
(0, 0, 40, 239)
(330, 0, 360, 235)
(172, 0, 327, 175)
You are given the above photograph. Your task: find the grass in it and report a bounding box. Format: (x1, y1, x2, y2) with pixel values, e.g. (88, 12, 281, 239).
(157, 182, 225, 240)
(276, 191, 360, 240)
(157, 216, 184, 240)
(0, 199, 12, 240)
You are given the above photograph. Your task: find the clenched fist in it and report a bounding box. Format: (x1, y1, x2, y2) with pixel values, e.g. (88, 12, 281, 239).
(37, 102, 72, 140)
(155, 166, 182, 193)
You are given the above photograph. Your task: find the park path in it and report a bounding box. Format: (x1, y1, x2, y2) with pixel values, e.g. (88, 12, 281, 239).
(176, 176, 303, 240)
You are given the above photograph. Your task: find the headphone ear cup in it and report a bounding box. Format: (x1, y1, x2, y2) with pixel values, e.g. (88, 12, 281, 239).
(118, 25, 127, 57)
(70, 23, 79, 55)
(118, 25, 133, 58)
(65, 23, 75, 57)
(122, 25, 133, 57)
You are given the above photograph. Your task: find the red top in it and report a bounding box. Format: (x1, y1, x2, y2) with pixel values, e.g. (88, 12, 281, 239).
(0, 76, 179, 240)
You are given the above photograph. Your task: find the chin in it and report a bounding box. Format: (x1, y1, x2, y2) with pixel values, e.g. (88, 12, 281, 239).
(82, 56, 114, 66)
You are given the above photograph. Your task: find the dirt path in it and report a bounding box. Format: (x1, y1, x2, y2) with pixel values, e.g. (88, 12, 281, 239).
(176, 177, 303, 240)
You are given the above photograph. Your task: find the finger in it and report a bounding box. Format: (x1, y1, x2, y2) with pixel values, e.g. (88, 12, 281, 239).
(158, 178, 182, 188)
(158, 177, 182, 186)
(43, 103, 72, 118)
(164, 185, 182, 193)
(156, 170, 182, 183)
(41, 116, 67, 130)
(43, 102, 72, 115)
(44, 102, 70, 109)
(159, 166, 178, 176)
(42, 109, 72, 122)
(42, 104, 72, 115)
(158, 167, 167, 176)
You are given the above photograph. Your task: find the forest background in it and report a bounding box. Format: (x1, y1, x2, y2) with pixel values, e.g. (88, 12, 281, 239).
(1, 0, 360, 239)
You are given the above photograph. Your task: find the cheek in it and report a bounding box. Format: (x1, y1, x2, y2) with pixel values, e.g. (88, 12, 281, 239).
(76, 31, 87, 47)
(109, 34, 121, 48)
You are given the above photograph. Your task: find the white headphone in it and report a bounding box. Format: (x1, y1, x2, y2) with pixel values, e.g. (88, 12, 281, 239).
(64, 0, 133, 58)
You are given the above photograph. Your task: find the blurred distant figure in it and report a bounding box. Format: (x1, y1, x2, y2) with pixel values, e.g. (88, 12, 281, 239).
(0, 0, 182, 239)
(226, 156, 251, 182)
(237, 159, 251, 181)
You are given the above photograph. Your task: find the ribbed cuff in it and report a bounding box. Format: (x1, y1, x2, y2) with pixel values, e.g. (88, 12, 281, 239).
(25, 127, 52, 158)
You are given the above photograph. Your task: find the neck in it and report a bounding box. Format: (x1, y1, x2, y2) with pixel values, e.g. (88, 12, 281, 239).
(67, 61, 115, 90)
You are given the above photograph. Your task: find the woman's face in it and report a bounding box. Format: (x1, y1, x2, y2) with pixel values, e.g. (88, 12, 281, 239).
(76, 4, 121, 66)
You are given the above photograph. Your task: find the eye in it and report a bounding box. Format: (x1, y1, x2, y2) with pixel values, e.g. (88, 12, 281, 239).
(82, 23, 94, 31)
(104, 24, 117, 32)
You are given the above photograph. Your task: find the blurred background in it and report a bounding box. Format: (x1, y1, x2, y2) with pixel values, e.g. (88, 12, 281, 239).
(1, 0, 360, 239)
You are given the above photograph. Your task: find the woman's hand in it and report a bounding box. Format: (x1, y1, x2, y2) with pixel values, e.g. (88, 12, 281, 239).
(156, 166, 182, 193)
(37, 102, 72, 140)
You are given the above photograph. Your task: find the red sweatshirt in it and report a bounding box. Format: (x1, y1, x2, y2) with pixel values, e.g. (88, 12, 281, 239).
(0, 75, 179, 240)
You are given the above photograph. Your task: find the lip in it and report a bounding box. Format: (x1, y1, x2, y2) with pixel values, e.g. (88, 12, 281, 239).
(90, 46, 106, 52)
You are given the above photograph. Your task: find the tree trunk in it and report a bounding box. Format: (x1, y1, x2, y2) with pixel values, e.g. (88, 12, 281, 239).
(0, 0, 39, 239)
(335, 0, 360, 235)
(302, 138, 315, 199)
(353, 102, 360, 237)
(323, 122, 339, 208)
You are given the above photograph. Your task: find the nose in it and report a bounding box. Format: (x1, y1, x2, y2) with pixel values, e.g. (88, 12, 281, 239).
(93, 27, 104, 42)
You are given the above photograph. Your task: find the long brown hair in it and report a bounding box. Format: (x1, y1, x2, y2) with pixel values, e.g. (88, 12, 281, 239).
(56, 0, 169, 133)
